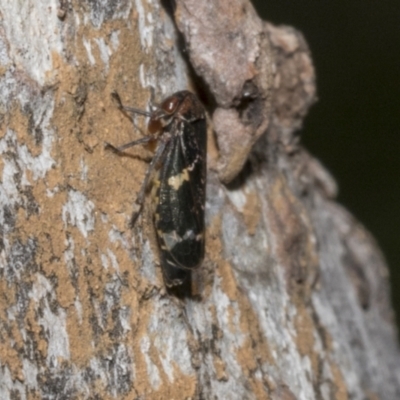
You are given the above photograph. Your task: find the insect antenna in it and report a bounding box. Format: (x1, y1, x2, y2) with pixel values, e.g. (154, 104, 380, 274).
(111, 91, 152, 117)
(104, 136, 156, 153)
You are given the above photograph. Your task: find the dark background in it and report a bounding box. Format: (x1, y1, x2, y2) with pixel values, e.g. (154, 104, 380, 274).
(252, 1, 400, 327)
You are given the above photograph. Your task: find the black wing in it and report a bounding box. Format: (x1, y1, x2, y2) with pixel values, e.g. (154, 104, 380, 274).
(155, 118, 206, 281)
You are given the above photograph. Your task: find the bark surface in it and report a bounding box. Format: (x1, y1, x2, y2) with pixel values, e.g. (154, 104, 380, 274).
(0, 0, 399, 399)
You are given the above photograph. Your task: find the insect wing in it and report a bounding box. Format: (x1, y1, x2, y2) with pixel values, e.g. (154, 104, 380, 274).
(155, 117, 206, 276)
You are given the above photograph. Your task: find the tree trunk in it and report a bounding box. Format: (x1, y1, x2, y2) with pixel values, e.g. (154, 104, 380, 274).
(0, 0, 399, 399)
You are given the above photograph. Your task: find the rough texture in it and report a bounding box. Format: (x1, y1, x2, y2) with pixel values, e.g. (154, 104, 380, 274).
(175, 0, 274, 183)
(0, 0, 399, 399)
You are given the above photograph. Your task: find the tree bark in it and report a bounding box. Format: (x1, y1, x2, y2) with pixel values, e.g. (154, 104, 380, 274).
(0, 0, 399, 399)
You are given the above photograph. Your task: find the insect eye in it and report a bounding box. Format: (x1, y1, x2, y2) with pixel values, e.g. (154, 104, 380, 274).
(162, 97, 179, 114)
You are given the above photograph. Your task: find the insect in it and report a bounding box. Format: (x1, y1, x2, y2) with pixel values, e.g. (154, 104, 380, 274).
(107, 91, 207, 288)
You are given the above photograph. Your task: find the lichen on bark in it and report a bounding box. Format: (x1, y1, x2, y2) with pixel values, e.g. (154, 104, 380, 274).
(0, 1, 399, 400)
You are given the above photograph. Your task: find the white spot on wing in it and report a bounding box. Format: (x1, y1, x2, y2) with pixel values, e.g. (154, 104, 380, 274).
(167, 169, 189, 190)
(162, 229, 198, 251)
(162, 230, 181, 250)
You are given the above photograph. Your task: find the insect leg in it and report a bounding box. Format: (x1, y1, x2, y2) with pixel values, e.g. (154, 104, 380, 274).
(130, 140, 168, 227)
(111, 91, 152, 117)
(105, 135, 156, 153)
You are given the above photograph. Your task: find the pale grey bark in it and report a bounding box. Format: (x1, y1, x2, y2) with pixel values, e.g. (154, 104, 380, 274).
(0, 1, 399, 399)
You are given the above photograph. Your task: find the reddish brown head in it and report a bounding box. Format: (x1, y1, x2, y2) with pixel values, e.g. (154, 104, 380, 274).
(147, 91, 204, 135)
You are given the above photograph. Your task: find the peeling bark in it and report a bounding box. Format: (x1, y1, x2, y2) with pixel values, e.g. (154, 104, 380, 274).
(0, 1, 399, 399)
